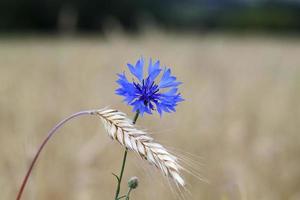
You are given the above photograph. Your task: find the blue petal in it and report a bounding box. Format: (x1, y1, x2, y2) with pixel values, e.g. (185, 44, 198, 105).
(127, 58, 144, 82)
(115, 72, 141, 104)
(175, 95, 184, 102)
(154, 90, 184, 115)
(116, 73, 129, 85)
(124, 95, 137, 103)
(115, 88, 125, 95)
(131, 100, 152, 115)
(159, 68, 181, 88)
(116, 81, 136, 96)
(160, 104, 171, 113)
(153, 101, 163, 116)
(164, 88, 178, 96)
(148, 59, 161, 81)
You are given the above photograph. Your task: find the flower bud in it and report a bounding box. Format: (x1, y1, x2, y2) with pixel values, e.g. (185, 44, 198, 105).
(128, 176, 139, 189)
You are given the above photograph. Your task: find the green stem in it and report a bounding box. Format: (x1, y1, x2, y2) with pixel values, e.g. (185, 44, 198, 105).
(117, 195, 126, 200)
(125, 188, 133, 200)
(132, 111, 140, 124)
(114, 111, 139, 200)
(114, 149, 128, 199)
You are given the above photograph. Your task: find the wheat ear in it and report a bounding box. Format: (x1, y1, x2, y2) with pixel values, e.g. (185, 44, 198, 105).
(16, 108, 186, 200)
(91, 108, 185, 187)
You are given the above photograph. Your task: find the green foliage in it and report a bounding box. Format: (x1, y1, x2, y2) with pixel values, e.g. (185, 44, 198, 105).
(0, 0, 300, 32)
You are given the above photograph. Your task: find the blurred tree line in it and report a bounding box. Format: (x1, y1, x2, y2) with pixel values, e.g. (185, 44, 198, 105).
(0, 0, 300, 32)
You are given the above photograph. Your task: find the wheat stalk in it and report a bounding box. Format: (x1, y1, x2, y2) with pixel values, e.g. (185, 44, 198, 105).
(91, 108, 185, 187)
(16, 108, 186, 200)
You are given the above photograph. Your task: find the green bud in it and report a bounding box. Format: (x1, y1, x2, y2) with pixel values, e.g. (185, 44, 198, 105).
(128, 176, 139, 189)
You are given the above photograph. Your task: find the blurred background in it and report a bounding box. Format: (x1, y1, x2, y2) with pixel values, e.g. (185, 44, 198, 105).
(1, 0, 300, 33)
(1, 0, 300, 200)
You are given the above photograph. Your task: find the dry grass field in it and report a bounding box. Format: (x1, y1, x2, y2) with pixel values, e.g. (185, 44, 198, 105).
(1, 32, 300, 200)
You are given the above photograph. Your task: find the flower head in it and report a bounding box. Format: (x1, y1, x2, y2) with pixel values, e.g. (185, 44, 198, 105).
(116, 57, 183, 116)
(128, 176, 139, 189)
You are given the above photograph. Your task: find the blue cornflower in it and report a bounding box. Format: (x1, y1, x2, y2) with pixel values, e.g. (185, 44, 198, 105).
(115, 57, 184, 116)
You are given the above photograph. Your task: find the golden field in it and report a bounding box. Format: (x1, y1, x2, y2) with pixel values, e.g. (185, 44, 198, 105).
(1, 32, 300, 200)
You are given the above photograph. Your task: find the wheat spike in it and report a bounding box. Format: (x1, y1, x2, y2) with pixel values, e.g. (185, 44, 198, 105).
(91, 108, 185, 187)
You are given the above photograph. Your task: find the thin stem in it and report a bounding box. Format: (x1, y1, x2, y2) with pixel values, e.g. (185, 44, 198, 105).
(16, 110, 94, 200)
(125, 188, 133, 200)
(117, 195, 126, 200)
(114, 111, 139, 200)
(132, 111, 140, 124)
(114, 150, 128, 199)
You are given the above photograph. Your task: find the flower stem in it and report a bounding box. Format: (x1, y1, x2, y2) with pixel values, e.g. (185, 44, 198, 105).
(114, 111, 139, 200)
(132, 111, 140, 124)
(125, 188, 133, 200)
(16, 110, 95, 200)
